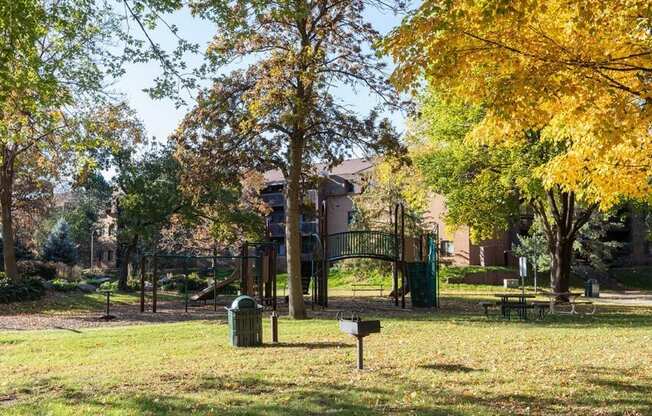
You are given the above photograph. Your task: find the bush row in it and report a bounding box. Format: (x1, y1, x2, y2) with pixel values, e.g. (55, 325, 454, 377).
(0, 275, 45, 303)
(17, 260, 57, 280)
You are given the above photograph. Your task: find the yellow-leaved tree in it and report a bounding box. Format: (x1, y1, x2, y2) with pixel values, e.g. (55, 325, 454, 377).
(384, 0, 652, 294)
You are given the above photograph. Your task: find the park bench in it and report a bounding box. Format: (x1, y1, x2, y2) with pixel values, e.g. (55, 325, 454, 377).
(352, 284, 384, 297)
(552, 299, 596, 315)
(542, 291, 596, 316)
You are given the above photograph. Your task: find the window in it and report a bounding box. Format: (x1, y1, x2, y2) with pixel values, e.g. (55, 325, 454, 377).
(347, 210, 355, 225)
(106, 250, 112, 262)
(440, 240, 454, 256)
(278, 244, 286, 256)
(345, 181, 355, 193)
(270, 210, 284, 223)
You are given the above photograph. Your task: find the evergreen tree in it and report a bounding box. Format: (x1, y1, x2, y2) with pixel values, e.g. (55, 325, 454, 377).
(42, 219, 78, 265)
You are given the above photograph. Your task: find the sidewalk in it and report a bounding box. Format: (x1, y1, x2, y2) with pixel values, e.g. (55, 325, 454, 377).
(596, 291, 652, 307)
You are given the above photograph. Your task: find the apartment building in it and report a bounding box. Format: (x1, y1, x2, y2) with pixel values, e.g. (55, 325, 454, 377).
(261, 158, 515, 268)
(262, 159, 374, 265)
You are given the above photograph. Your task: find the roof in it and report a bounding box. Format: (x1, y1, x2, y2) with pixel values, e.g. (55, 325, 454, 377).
(263, 158, 375, 184)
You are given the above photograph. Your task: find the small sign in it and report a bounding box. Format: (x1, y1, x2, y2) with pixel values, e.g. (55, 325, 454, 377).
(519, 257, 528, 278)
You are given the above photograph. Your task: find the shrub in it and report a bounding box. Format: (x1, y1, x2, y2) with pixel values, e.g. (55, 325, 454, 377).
(50, 278, 78, 292)
(17, 260, 57, 280)
(126, 276, 143, 291)
(161, 273, 208, 293)
(0, 275, 46, 303)
(99, 281, 118, 291)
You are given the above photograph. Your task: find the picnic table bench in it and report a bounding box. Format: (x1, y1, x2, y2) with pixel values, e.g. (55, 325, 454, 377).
(494, 293, 535, 320)
(542, 291, 596, 315)
(352, 284, 384, 297)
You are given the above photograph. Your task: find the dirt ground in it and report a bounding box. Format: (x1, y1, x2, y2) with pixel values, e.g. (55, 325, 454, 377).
(0, 293, 443, 331)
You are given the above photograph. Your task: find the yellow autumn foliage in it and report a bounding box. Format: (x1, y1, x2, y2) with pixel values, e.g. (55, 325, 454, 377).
(384, 0, 652, 209)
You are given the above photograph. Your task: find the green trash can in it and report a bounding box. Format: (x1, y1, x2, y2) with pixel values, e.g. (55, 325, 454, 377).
(227, 295, 263, 347)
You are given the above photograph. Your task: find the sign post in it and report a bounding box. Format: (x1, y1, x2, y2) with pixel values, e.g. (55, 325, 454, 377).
(519, 256, 527, 297)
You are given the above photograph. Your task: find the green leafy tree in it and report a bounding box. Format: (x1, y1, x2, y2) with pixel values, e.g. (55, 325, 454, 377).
(59, 173, 113, 267)
(173, 0, 403, 318)
(573, 213, 625, 275)
(114, 145, 184, 290)
(413, 91, 597, 296)
(42, 218, 78, 265)
(0, 1, 150, 280)
(512, 223, 551, 274)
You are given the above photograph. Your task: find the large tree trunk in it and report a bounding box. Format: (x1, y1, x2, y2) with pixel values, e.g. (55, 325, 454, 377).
(285, 137, 307, 319)
(549, 235, 573, 296)
(535, 189, 596, 301)
(0, 170, 19, 281)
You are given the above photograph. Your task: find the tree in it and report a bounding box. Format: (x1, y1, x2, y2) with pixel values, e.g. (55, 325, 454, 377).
(512, 222, 550, 275)
(173, 0, 403, 318)
(114, 146, 184, 290)
(42, 218, 78, 265)
(411, 91, 598, 295)
(352, 157, 429, 234)
(0, 0, 148, 280)
(384, 1, 652, 217)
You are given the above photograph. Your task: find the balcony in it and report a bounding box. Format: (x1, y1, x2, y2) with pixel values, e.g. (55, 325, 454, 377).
(268, 221, 318, 237)
(261, 192, 284, 207)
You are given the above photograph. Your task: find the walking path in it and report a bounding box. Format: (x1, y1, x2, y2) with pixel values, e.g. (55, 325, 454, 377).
(596, 291, 652, 307)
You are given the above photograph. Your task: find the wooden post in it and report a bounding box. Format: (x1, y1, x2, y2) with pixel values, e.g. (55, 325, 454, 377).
(183, 257, 189, 313)
(213, 244, 218, 312)
(393, 204, 399, 306)
(271, 246, 277, 311)
(240, 244, 248, 295)
(400, 203, 406, 309)
(152, 253, 158, 313)
(140, 256, 146, 313)
(270, 311, 278, 343)
(321, 200, 329, 307)
(261, 253, 269, 306)
(356, 336, 364, 370)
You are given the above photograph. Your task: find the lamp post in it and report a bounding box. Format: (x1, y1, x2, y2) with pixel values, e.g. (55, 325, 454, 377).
(90, 227, 98, 269)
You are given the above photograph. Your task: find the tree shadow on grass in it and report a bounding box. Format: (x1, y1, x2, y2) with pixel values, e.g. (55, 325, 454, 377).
(260, 341, 352, 349)
(6, 367, 652, 416)
(419, 363, 480, 373)
(5, 379, 463, 416)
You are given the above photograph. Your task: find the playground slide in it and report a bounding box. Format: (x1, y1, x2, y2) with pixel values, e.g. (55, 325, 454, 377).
(190, 270, 239, 301)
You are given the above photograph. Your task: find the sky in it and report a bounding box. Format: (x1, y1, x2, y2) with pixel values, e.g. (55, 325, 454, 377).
(112, 5, 408, 145)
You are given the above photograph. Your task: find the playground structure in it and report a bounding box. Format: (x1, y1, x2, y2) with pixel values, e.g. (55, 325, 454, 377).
(312, 202, 439, 309)
(138, 202, 437, 313)
(139, 241, 277, 313)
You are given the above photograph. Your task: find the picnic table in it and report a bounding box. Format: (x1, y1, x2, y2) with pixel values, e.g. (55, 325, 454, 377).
(493, 293, 535, 320)
(541, 291, 596, 315)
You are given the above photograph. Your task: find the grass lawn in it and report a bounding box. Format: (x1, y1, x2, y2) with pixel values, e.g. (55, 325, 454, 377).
(1, 297, 651, 415)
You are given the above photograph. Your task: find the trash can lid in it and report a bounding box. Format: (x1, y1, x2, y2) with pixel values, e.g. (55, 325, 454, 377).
(230, 295, 258, 310)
